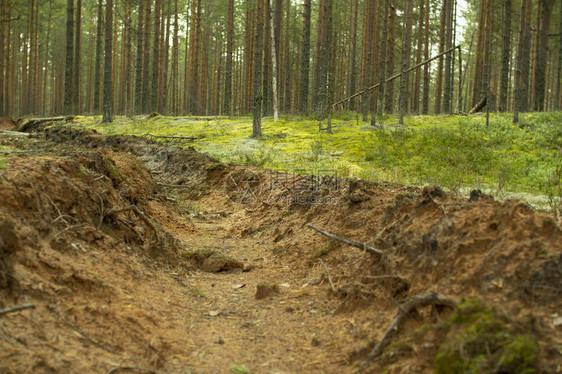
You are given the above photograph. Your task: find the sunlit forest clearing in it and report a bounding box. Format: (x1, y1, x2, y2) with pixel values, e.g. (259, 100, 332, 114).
(78, 111, 562, 209)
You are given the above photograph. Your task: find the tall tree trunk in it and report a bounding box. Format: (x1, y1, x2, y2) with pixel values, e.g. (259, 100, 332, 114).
(188, 0, 201, 114)
(142, 0, 152, 112)
(0, 0, 5, 116)
(514, 0, 532, 123)
(161, 3, 171, 114)
(93, 0, 103, 113)
(316, 0, 332, 121)
(151, 0, 161, 112)
(73, 0, 81, 113)
(412, 0, 424, 114)
(399, 0, 413, 124)
(422, 0, 430, 114)
(282, 0, 291, 112)
(554, 0, 562, 110)
(385, 4, 396, 113)
(443, 0, 454, 113)
(299, 0, 311, 114)
(349, 0, 359, 111)
(269, 0, 279, 122)
(499, 0, 512, 112)
(434, 0, 446, 114)
(224, 0, 234, 116)
(252, 0, 264, 138)
(102, 0, 113, 123)
(64, 0, 74, 114)
(362, 0, 375, 122)
(135, 0, 144, 114)
(533, 0, 555, 111)
(377, 0, 389, 115)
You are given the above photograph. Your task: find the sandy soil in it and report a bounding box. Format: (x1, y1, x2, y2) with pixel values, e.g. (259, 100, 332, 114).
(0, 123, 561, 373)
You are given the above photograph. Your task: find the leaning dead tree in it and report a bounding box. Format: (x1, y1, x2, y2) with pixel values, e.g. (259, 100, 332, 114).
(332, 46, 462, 111)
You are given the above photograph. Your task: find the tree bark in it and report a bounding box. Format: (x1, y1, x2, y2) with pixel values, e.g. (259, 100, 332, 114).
(533, 0, 555, 111)
(499, 0, 512, 112)
(443, 0, 454, 113)
(362, 0, 375, 122)
(269, 0, 279, 122)
(385, 4, 396, 113)
(224, 0, 234, 116)
(134, 0, 144, 114)
(252, 0, 264, 138)
(151, 0, 161, 112)
(377, 0, 389, 116)
(399, 0, 413, 124)
(299, 0, 311, 114)
(73, 0, 81, 113)
(142, 0, 152, 112)
(102, 0, 113, 123)
(514, 0, 532, 123)
(422, 0, 430, 114)
(64, 0, 74, 115)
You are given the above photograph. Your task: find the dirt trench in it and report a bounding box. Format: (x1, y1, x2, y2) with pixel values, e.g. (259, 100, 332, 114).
(0, 124, 561, 373)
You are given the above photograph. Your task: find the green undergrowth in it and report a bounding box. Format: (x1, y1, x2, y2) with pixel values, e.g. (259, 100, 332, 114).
(434, 299, 539, 374)
(0, 157, 6, 169)
(76, 111, 562, 205)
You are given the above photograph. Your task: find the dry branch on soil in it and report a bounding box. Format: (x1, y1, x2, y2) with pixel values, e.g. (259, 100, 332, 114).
(145, 133, 197, 141)
(306, 224, 384, 256)
(318, 259, 337, 293)
(0, 303, 35, 316)
(0, 130, 31, 137)
(363, 292, 457, 365)
(104, 205, 159, 242)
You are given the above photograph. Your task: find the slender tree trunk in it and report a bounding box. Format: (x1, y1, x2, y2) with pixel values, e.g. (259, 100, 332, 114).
(224, 0, 234, 116)
(252, 0, 264, 138)
(93, 0, 103, 113)
(142, 0, 152, 112)
(422, 0, 430, 114)
(412, 0, 424, 114)
(151, 0, 161, 112)
(299, 0, 311, 114)
(348, 0, 359, 111)
(499, 0, 512, 112)
(399, 0, 412, 124)
(64, 0, 74, 114)
(533, 0, 555, 111)
(385, 4, 396, 113)
(514, 0, 532, 123)
(0, 0, 5, 116)
(102, 0, 113, 123)
(554, 0, 562, 110)
(377, 0, 389, 116)
(135, 0, 144, 114)
(269, 0, 279, 122)
(434, 0, 446, 114)
(443, 0, 454, 113)
(73, 0, 81, 113)
(362, 0, 375, 122)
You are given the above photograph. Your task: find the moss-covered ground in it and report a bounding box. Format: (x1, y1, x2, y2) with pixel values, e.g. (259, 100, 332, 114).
(76, 111, 562, 208)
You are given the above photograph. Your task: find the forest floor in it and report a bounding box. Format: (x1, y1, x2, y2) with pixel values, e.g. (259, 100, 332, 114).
(0, 120, 561, 373)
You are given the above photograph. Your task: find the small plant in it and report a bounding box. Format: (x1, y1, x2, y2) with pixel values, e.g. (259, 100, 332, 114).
(0, 157, 6, 169)
(310, 138, 324, 161)
(543, 147, 562, 217)
(230, 364, 250, 373)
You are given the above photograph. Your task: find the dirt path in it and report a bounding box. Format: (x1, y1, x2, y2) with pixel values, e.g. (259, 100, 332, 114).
(1, 124, 561, 373)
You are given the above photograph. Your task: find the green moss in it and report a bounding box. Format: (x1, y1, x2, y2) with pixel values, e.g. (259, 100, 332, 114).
(434, 299, 539, 374)
(0, 157, 6, 169)
(102, 158, 124, 185)
(74, 112, 562, 206)
(308, 240, 338, 265)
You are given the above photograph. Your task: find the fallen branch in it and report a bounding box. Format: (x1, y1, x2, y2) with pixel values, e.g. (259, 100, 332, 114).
(0, 130, 31, 137)
(318, 259, 336, 293)
(306, 224, 384, 256)
(0, 303, 35, 317)
(105, 205, 157, 235)
(145, 133, 197, 141)
(468, 96, 487, 114)
(107, 366, 158, 374)
(157, 183, 191, 189)
(364, 292, 456, 364)
(19, 116, 73, 132)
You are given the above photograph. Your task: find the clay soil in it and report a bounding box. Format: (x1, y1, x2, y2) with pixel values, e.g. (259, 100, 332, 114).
(0, 123, 561, 373)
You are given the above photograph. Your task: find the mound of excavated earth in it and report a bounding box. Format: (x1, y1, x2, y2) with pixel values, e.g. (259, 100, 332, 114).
(0, 123, 560, 373)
